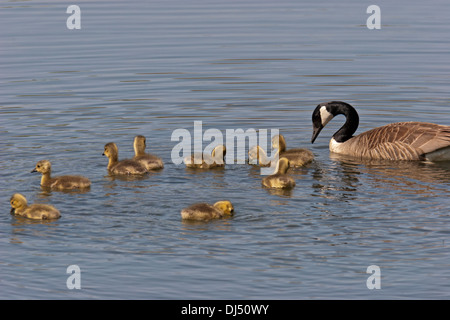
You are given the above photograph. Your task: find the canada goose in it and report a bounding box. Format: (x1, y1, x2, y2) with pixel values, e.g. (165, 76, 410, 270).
(133, 135, 164, 170)
(184, 145, 226, 169)
(10, 193, 61, 220)
(103, 142, 148, 175)
(272, 134, 315, 166)
(262, 157, 296, 189)
(181, 200, 234, 221)
(31, 160, 91, 190)
(311, 101, 450, 161)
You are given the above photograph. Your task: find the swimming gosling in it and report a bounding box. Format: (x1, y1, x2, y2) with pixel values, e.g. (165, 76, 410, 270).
(103, 142, 148, 175)
(133, 135, 164, 170)
(272, 134, 314, 167)
(181, 200, 234, 221)
(262, 157, 296, 189)
(32, 160, 91, 190)
(10, 193, 61, 220)
(248, 145, 272, 166)
(184, 145, 226, 169)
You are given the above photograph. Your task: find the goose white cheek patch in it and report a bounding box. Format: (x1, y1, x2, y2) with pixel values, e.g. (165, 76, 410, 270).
(320, 106, 334, 126)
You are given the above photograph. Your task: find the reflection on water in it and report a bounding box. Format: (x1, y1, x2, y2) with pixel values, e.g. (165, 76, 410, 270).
(329, 153, 450, 195)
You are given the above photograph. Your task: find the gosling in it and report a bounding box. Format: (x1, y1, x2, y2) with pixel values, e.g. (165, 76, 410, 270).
(32, 160, 91, 190)
(133, 135, 164, 170)
(184, 145, 226, 169)
(103, 142, 148, 175)
(181, 200, 234, 221)
(248, 145, 272, 166)
(10, 193, 61, 220)
(272, 134, 314, 167)
(262, 157, 296, 189)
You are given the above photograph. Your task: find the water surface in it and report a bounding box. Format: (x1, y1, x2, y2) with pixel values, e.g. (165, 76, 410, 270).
(1, 0, 449, 299)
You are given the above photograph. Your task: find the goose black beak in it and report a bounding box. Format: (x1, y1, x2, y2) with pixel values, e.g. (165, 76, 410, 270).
(10, 207, 15, 215)
(31, 168, 37, 173)
(311, 125, 323, 144)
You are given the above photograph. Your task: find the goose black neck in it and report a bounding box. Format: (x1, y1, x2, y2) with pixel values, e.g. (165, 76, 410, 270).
(328, 101, 359, 143)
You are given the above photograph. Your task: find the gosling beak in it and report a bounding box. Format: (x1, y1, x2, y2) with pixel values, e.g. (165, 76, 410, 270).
(102, 152, 105, 156)
(10, 207, 15, 215)
(31, 168, 37, 173)
(311, 125, 323, 144)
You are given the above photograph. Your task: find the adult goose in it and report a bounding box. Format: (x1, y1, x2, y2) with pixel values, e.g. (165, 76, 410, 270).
(311, 101, 450, 161)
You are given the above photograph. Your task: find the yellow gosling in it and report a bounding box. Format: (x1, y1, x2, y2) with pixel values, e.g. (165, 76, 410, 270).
(103, 142, 148, 175)
(10, 193, 61, 220)
(31, 160, 91, 190)
(272, 134, 314, 167)
(248, 145, 271, 166)
(133, 135, 164, 170)
(262, 157, 296, 189)
(181, 200, 234, 221)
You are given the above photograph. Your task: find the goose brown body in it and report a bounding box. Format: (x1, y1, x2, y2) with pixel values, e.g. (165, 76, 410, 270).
(32, 160, 91, 190)
(10, 193, 61, 220)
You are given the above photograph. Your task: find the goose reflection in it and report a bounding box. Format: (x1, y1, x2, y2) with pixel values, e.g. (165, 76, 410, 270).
(313, 153, 450, 202)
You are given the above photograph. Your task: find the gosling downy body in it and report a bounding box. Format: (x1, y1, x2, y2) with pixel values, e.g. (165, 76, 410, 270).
(31, 160, 91, 190)
(133, 135, 164, 170)
(184, 145, 226, 169)
(103, 142, 148, 175)
(10, 193, 61, 220)
(181, 200, 234, 221)
(262, 157, 296, 189)
(311, 101, 450, 161)
(272, 134, 314, 167)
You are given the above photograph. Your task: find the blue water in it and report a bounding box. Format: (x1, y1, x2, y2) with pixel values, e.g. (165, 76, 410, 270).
(1, 0, 449, 299)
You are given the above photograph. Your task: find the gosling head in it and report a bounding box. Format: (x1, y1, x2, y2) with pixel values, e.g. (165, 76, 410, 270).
(10, 193, 27, 214)
(31, 160, 52, 174)
(133, 135, 147, 155)
(213, 200, 234, 216)
(103, 142, 118, 159)
(271, 134, 286, 153)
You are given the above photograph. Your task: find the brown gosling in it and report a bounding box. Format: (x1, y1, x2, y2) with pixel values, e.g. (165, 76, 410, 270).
(103, 142, 148, 175)
(31, 160, 91, 190)
(311, 101, 450, 161)
(272, 134, 315, 167)
(262, 157, 296, 189)
(181, 200, 234, 221)
(10, 193, 61, 220)
(133, 135, 164, 170)
(184, 145, 226, 169)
